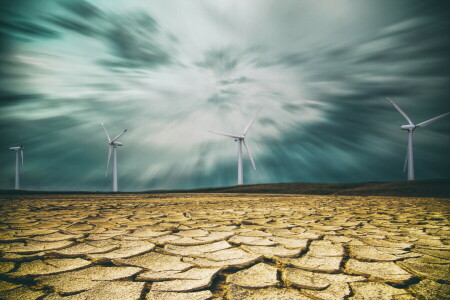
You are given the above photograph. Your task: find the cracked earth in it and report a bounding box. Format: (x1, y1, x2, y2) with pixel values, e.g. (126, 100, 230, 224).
(0, 193, 449, 299)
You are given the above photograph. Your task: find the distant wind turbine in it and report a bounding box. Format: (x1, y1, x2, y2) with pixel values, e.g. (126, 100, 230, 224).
(386, 97, 449, 181)
(102, 123, 127, 192)
(210, 110, 259, 185)
(9, 133, 24, 190)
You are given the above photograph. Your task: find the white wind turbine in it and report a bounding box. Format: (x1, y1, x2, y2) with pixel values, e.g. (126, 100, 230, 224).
(102, 123, 127, 192)
(210, 111, 259, 185)
(386, 97, 449, 181)
(9, 133, 24, 190)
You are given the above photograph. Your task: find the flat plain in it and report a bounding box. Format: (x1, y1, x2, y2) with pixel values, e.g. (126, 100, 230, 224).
(0, 193, 449, 299)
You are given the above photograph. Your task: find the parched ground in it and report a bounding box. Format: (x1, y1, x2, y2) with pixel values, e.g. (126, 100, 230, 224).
(0, 193, 449, 300)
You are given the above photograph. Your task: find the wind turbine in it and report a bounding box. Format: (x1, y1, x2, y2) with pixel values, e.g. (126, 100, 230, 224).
(386, 97, 449, 181)
(210, 110, 259, 185)
(101, 123, 127, 192)
(9, 133, 24, 190)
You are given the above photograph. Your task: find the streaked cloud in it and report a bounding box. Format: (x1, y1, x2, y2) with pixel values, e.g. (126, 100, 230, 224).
(0, 0, 449, 191)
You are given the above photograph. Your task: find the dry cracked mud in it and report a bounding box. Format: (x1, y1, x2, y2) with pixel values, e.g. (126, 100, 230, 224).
(0, 193, 449, 299)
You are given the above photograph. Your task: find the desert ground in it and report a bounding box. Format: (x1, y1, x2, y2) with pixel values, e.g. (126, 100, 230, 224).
(0, 193, 449, 299)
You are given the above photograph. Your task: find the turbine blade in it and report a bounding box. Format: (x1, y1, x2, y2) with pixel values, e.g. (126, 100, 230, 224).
(243, 109, 261, 136)
(386, 98, 413, 125)
(243, 140, 256, 171)
(20, 131, 22, 148)
(416, 112, 450, 128)
(112, 129, 127, 142)
(20, 149, 24, 166)
(209, 131, 240, 139)
(101, 123, 111, 142)
(105, 146, 112, 177)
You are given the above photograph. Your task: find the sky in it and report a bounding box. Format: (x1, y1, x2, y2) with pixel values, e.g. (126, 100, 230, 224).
(0, 0, 449, 191)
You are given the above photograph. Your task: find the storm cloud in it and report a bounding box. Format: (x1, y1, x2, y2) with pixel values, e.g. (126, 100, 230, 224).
(0, 0, 449, 191)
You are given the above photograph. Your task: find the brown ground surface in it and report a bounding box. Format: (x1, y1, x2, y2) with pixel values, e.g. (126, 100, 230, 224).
(0, 193, 449, 299)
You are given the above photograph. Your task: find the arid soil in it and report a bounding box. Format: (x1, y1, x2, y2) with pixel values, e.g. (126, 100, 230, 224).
(0, 193, 449, 299)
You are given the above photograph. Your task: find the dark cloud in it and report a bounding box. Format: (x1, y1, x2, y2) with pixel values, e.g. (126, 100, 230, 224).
(206, 90, 240, 109)
(219, 76, 251, 85)
(0, 19, 59, 39)
(45, 15, 99, 37)
(275, 53, 308, 67)
(100, 13, 172, 69)
(87, 83, 122, 91)
(196, 48, 239, 75)
(43, 8, 173, 69)
(0, 92, 45, 106)
(258, 117, 277, 126)
(59, 0, 103, 19)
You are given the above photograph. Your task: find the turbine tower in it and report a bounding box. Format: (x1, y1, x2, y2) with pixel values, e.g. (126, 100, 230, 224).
(210, 110, 259, 185)
(9, 134, 24, 190)
(102, 123, 127, 192)
(386, 97, 449, 181)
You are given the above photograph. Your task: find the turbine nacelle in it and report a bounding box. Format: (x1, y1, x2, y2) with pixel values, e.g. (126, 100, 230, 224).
(9, 147, 22, 151)
(109, 142, 123, 146)
(401, 125, 416, 131)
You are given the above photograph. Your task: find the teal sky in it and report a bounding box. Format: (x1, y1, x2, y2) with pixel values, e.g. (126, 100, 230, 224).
(1, 0, 449, 191)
